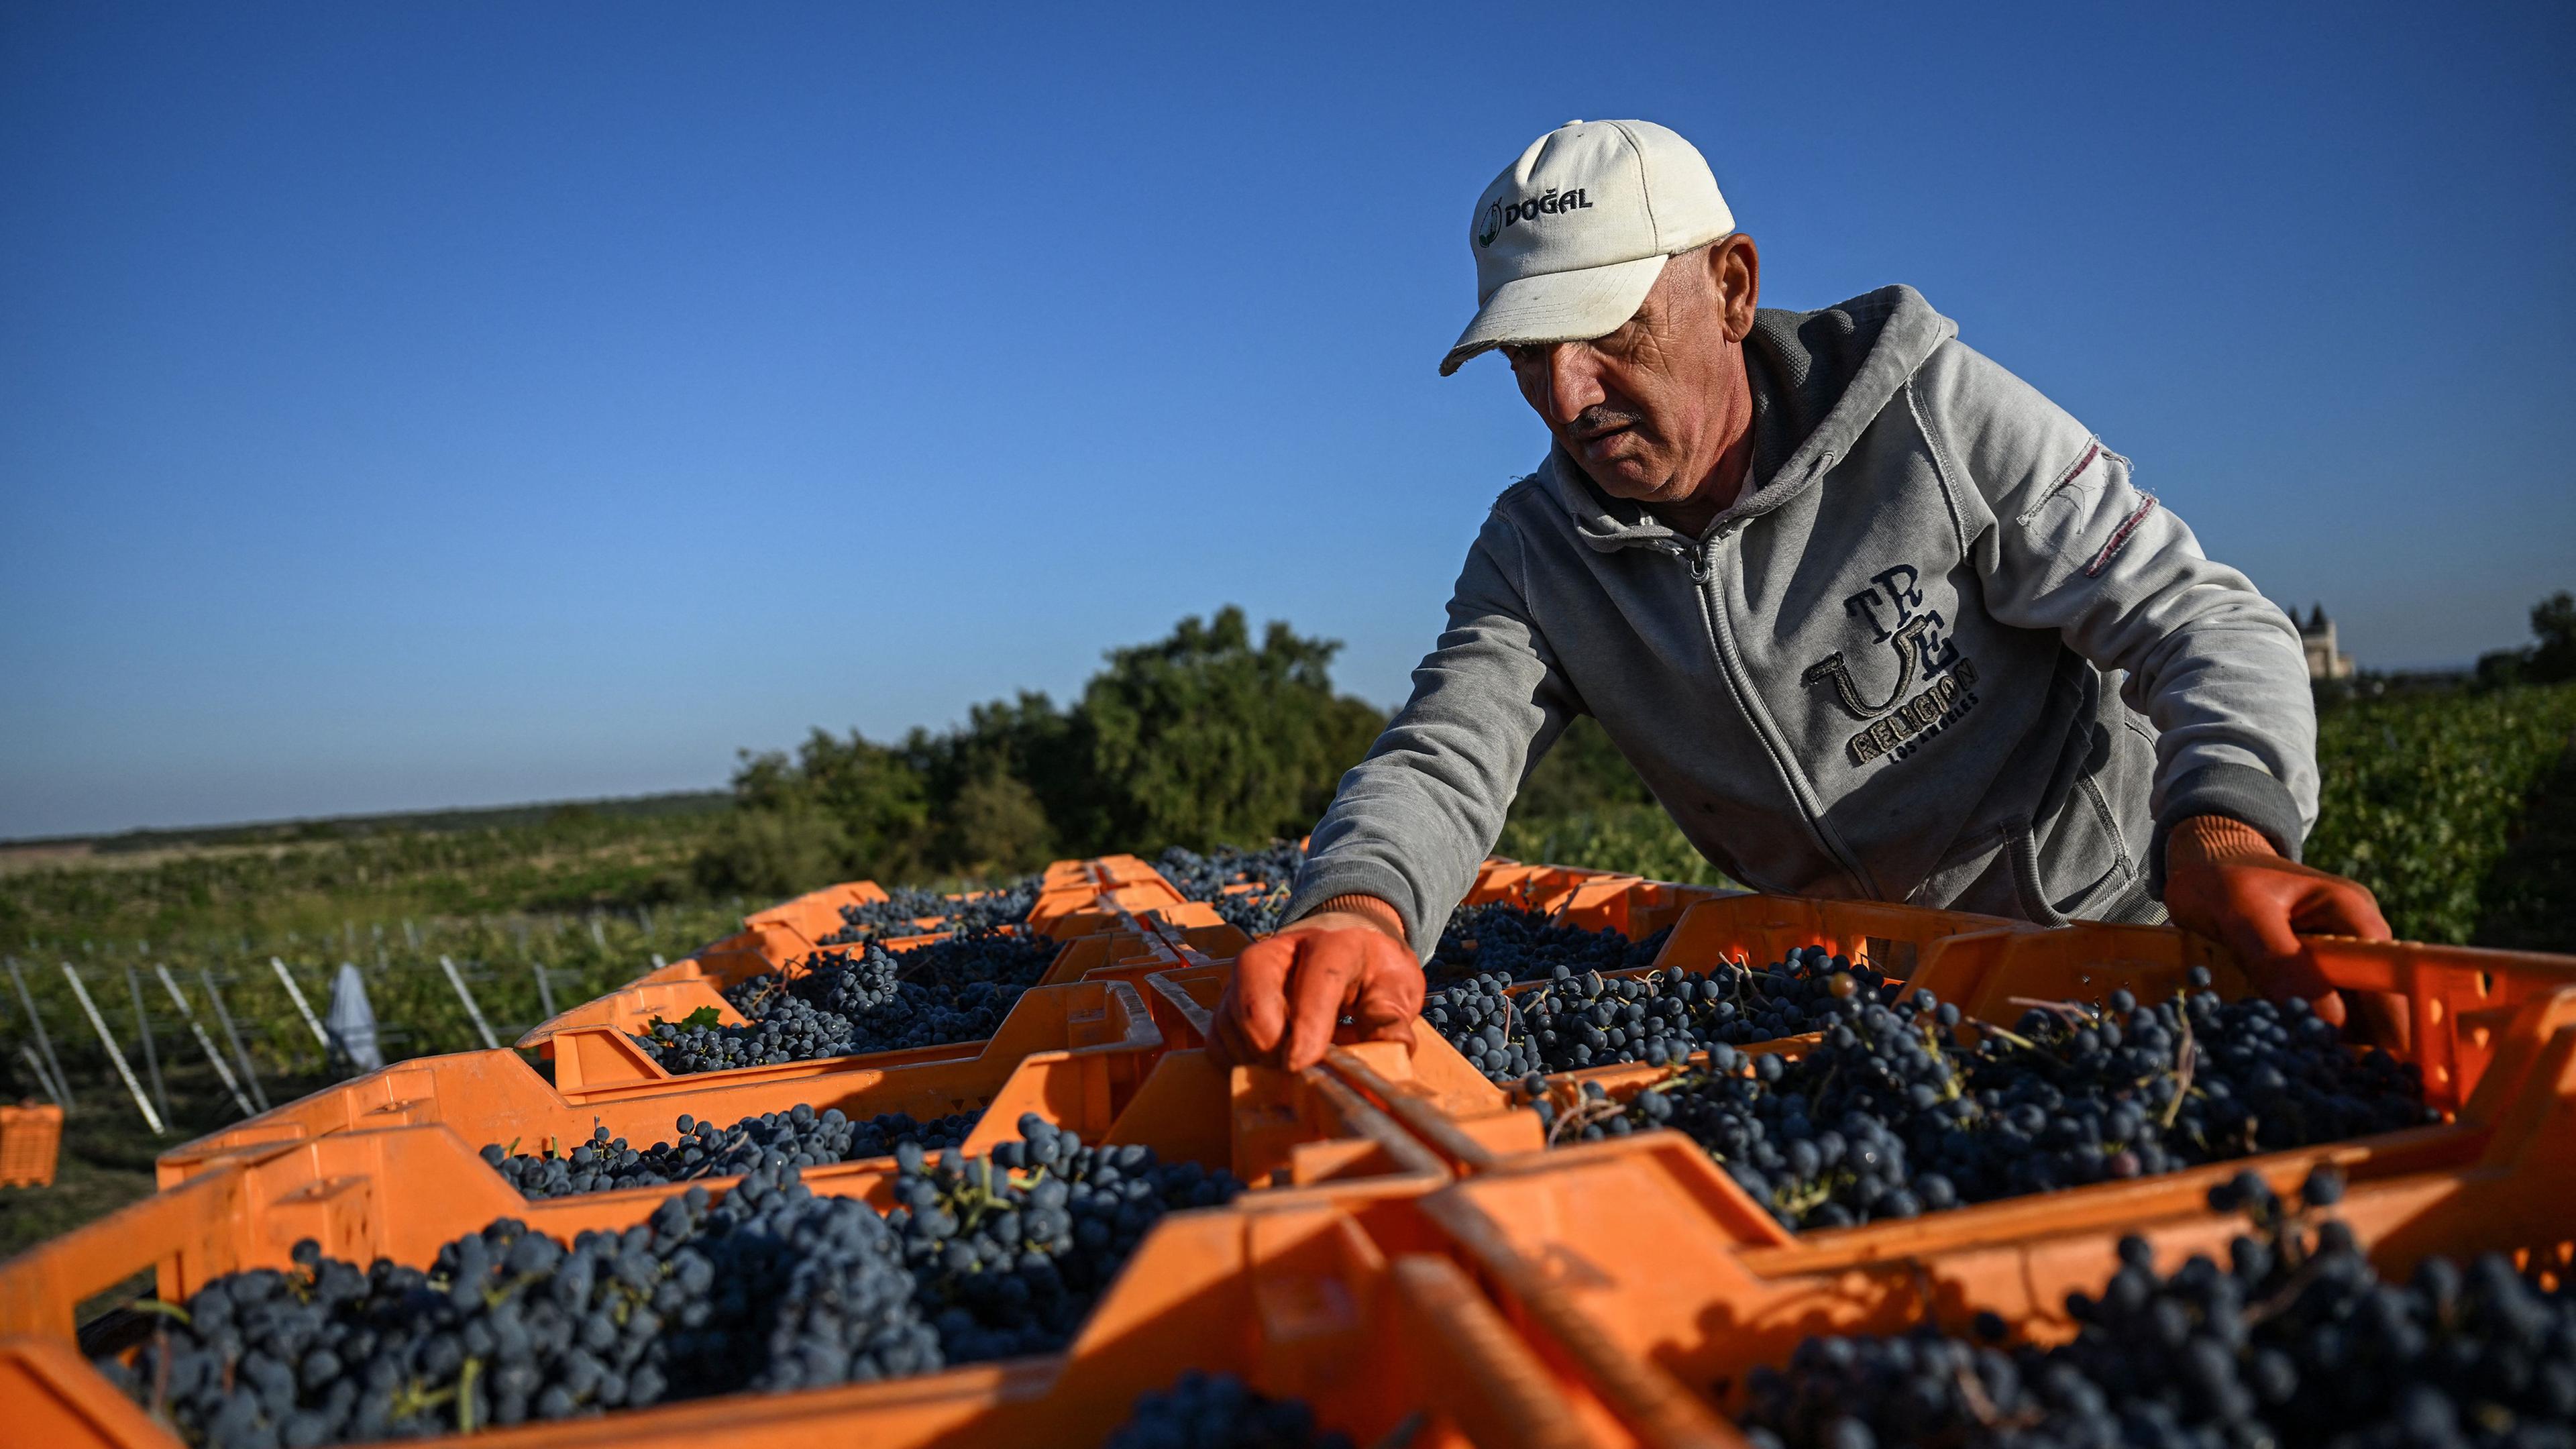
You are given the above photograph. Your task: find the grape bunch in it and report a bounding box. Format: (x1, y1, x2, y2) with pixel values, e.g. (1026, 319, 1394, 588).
(95, 1168, 930, 1446)
(888, 926, 1061, 987)
(889, 1118, 1245, 1361)
(820, 877, 1042, 945)
(1542, 970, 2434, 1230)
(1423, 901, 1669, 987)
(1737, 1166, 2576, 1449)
(99, 1118, 1245, 1448)
(1157, 843, 1305, 936)
(1426, 944, 1904, 1081)
(480, 1104, 979, 1200)
(1107, 1369, 1356, 1449)
(635, 932, 1053, 1075)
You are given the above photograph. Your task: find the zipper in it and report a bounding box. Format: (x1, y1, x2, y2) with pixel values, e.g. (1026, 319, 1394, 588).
(1682, 529, 1886, 899)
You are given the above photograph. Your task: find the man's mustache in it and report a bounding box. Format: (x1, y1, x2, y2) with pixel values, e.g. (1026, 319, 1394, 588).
(1568, 406, 1645, 440)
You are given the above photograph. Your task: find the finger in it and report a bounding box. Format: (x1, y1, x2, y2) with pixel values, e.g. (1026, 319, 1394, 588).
(2290, 877, 2392, 943)
(1227, 937, 1301, 1062)
(2226, 893, 2345, 1028)
(1217, 1014, 1270, 1069)
(1281, 936, 1364, 1071)
(1340, 986, 1426, 1053)
(1207, 991, 1249, 1067)
(2279, 951, 2346, 1029)
(2343, 989, 2411, 1053)
(1349, 947, 1426, 1039)
(1357, 1014, 1424, 1053)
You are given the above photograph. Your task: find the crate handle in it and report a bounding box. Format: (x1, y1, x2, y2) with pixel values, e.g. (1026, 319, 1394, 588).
(1328, 1046, 1504, 1172)
(1415, 1191, 1737, 1449)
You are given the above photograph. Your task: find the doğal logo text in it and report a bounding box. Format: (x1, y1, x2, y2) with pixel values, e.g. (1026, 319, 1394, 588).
(1479, 187, 1593, 248)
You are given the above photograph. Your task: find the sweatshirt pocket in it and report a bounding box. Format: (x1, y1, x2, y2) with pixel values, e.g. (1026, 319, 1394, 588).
(2008, 807, 2142, 927)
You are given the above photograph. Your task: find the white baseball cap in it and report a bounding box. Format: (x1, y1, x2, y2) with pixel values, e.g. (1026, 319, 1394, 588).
(1440, 119, 1735, 376)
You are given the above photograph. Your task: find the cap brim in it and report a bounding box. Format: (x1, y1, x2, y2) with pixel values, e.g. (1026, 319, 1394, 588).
(1438, 253, 1668, 376)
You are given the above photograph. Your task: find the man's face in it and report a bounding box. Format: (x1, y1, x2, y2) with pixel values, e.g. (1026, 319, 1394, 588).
(1503, 239, 1756, 508)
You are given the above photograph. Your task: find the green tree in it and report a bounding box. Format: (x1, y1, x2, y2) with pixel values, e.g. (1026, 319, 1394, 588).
(904, 692, 1089, 867)
(686, 608, 1389, 886)
(1509, 714, 1654, 822)
(722, 728, 933, 881)
(690, 805, 850, 900)
(1075, 607, 1386, 853)
(939, 769, 1057, 874)
(2529, 590, 2576, 684)
(2475, 590, 2575, 690)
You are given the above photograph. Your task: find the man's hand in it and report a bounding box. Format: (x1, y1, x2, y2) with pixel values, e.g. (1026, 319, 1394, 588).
(1210, 900, 1424, 1072)
(2163, 813, 2390, 1026)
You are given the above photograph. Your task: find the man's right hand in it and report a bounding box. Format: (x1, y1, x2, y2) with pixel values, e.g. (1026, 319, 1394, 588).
(1210, 902, 1424, 1072)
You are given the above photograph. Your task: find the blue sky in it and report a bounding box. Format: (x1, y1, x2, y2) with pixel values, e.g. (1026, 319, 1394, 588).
(3, 2, 2569, 838)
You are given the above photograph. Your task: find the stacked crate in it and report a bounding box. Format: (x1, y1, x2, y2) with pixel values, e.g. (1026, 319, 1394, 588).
(5, 854, 2575, 1449)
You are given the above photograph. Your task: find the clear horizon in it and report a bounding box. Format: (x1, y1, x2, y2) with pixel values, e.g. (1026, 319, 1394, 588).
(5, 2, 2570, 838)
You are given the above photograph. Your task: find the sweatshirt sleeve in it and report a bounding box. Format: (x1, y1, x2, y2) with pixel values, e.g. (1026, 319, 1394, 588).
(1912, 341, 2318, 893)
(1281, 507, 1577, 959)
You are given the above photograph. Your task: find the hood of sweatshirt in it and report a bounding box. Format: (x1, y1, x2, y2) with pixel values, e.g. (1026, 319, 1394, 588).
(1546, 284, 1961, 552)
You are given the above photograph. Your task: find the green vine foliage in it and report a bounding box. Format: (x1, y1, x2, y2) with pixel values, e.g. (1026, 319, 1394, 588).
(1496, 804, 1733, 888)
(2305, 682, 2576, 945)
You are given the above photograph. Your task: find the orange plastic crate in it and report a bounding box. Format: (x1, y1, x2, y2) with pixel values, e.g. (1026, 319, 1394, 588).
(1026, 855, 1191, 937)
(1, 1104, 63, 1189)
(740, 877, 892, 945)
(1418, 985, 2576, 1449)
(1468, 860, 1742, 943)
(158, 977, 1167, 1189)
(0, 1034, 1562, 1449)
(15, 1036, 1453, 1326)
(1106, 893, 2036, 1175)
(0, 1197, 1622, 1449)
(518, 930, 1129, 1091)
(749, 879, 1069, 955)
(1121, 965, 1558, 1180)
(1027, 902, 1252, 989)
(1641, 891, 2029, 981)
(1349, 924, 2576, 1265)
(1387, 894, 2030, 1140)
(571, 861, 1165, 1023)
(1903, 924, 2576, 1116)
(1568, 879, 1744, 941)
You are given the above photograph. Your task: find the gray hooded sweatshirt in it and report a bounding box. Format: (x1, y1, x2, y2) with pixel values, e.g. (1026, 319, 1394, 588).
(1286, 285, 2317, 952)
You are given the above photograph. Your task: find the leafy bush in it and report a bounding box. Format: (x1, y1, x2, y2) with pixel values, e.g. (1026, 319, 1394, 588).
(700, 608, 1385, 889)
(688, 804, 850, 902)
(2477, 590, 2576, 688)
(1075, 608, 1385, 854)
(2305, 682, 2576, 945)
(1496, 803, 1732, 886)
(1511, 716, 1654, 819)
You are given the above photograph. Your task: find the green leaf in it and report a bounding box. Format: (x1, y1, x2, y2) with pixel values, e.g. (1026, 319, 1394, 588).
(643, 1005, 722, 1033)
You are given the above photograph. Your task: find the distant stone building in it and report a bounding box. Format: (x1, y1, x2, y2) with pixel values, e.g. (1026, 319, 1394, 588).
(2298, 602, 2354, 681)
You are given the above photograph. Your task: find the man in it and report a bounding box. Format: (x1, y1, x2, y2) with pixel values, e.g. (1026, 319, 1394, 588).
(1213, 119, 2390, 1072)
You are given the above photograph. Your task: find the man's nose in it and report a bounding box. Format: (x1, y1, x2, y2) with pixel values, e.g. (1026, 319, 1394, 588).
(1541, 345, 1605, 427)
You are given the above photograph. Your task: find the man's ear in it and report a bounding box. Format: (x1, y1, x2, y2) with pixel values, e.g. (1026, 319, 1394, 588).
(1711, 233, 1760, 342)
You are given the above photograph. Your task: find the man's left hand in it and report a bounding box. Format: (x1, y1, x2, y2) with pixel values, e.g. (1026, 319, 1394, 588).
(2163, 812, 2390, 1026)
